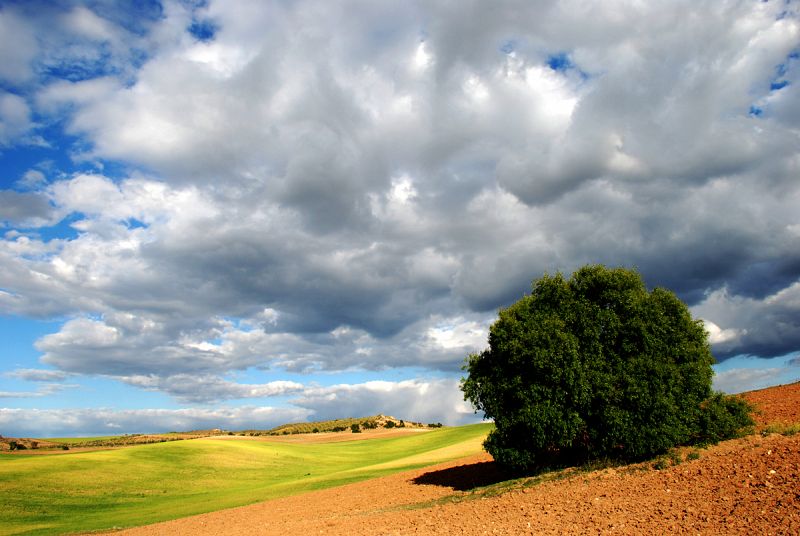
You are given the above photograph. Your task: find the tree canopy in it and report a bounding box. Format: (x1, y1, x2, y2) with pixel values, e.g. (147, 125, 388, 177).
(461, 265, 751, 473)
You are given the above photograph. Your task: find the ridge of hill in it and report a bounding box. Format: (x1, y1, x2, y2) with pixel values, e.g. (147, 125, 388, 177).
(244, 415, 437, 436)
(0, 416, 441, 451)
(0, 431, 223, 451)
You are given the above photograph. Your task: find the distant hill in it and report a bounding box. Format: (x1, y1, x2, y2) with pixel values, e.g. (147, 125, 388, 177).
(0, 417, 445, 450)
(0, 431, 224, 451)
(240, 415, 442, 436)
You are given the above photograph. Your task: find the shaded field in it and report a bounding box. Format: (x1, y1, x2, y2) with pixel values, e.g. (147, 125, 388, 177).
(0, 424, 490, 535)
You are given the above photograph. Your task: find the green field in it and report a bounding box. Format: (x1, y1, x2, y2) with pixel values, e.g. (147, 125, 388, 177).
(0, 423, 490, 536)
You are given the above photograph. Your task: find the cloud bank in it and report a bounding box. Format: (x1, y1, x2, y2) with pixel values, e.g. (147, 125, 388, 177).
(0, 0, 798, 432)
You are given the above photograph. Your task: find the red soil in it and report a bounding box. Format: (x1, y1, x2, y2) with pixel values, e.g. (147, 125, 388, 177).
(112, 382, 800, 535)
(742, 381, 800, 427)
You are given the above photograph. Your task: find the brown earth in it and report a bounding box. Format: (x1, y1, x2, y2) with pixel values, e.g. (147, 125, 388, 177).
(112, 382, 800, 535)
(741, 381, 800, 427)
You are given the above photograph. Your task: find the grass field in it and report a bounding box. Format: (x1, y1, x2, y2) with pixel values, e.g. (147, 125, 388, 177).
(0, 423, 490, 536)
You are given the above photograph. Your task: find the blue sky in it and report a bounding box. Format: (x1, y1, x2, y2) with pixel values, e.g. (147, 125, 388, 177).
(1, 0, 799, 437)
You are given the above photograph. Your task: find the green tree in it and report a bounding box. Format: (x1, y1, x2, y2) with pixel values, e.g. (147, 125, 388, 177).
(461, 265, 751, 473)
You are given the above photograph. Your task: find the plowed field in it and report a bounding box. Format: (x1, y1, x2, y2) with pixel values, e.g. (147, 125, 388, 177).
(112, 382, 800, 535)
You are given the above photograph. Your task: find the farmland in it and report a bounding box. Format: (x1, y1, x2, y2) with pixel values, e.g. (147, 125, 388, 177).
(0, 423, 490, 535)
(3, 383, 799, 535)
(104, 382, 800, 535)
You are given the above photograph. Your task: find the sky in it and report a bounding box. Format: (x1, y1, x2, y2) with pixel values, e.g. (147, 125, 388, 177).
(1, 0, 799, 437)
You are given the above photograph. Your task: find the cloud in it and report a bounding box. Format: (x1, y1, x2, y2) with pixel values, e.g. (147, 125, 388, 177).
(0, 0, 799, 416)
(61, 6, 116, 42)
(0, 7, 38, 83)
(0, 377, 482, 436)
(0, 406, 311, 438)
(0, 383, 72, 399)
(693, 283, 800, 360)
(16, 169, 48, 190)
(294, 378, 482, 426)
(119, 374, 304, 404)
(0, 92, 33, 145)
(6, 368, 68, 382)
(703, 320, 740, 346)
(712, 367, 796, 395)
(31, 309, 486, 383)
(1, 368, 76, 400)
(0, 190, 52, 226)
(35, 316, 250, 377)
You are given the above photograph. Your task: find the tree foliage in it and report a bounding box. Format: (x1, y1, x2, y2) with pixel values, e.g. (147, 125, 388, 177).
(461, 265, 752, 473)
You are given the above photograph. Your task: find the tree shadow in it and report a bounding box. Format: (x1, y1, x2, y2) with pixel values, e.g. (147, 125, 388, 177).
(411, 461, 511, 491)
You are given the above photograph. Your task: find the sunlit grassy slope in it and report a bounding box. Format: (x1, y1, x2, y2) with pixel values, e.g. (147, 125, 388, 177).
(0, 423, 490, 536)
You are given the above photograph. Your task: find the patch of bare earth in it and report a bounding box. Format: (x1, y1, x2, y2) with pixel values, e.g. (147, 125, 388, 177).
(112, 382, 800, 535)
(742, 381, 800, 427)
